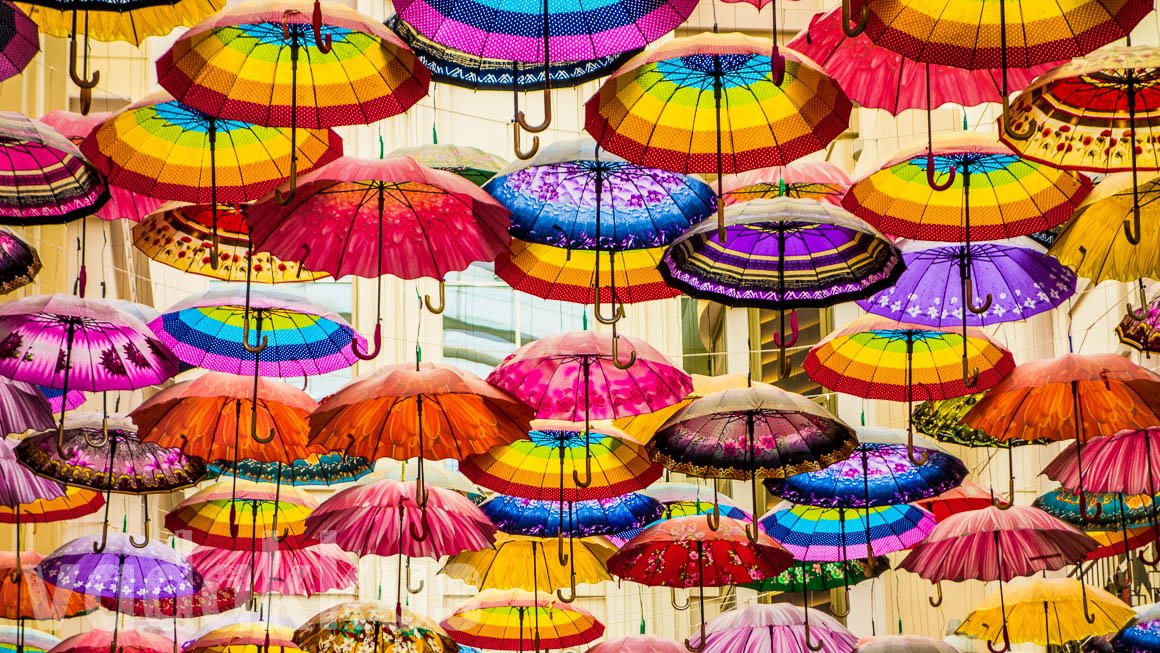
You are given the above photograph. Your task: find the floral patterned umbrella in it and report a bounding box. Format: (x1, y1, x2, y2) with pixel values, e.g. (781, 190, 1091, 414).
(1118, 291, 1160, 354)
(295, 602, 457, 653)
(1033, 488, 1156, 531)
(479, 493, 663, 538)
(741, 557, 889, 594)
(99, 575, 247, 619)
(0, 230, 39, 296)
(1113, 604, 1160, 653)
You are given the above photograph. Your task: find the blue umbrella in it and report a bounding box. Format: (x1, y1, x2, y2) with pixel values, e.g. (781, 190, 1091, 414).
(207, 453, 373, 487)
(1114, 604, 1160, 653)
(481, 493, 664, 540)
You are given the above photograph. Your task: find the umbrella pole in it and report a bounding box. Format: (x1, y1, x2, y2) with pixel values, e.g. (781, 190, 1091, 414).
(684, 542, 708, 653)
(572, 359, 593, 488)
(987, 531, 1011, 653)
(13, 506, 21, 653)
(1072, 382, 1101, 525)
(353, 187, 385, 358)
(1141, 431, 1160, 567)
(109, 554, 126, 653)
(274, 30, 301, 205)
(998, 0, 1034, 140)
(745, 413, 760, 543)
(861, 450, 876, 576)
(1122, 73, 1144, 248)
(713, 59, 726, 243)
(208, 120, 221, 269)
(249, 501, 259, 605)
(229, 400, 242, 540)
(772, 227, 797, 377)
(1119, 492, 1133, 604)
(517, 607, 525, 653)
(93, 435, 118, 553)
(904, 336, 927, 465)
(55, 319, 77, 457)
(397, 501, 406, 625)
(959, 166, 985, 389)
(922, 63, 954, 191)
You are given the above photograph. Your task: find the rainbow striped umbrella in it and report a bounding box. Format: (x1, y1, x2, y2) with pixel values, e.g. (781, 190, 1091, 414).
(760, 503, 936, 562)
(0, 626, 58, 653)
(441, 589, 604, 652)
(188, 621, 302, 653)
(164, 480, 317, 551)
(495, 239, 679, 305)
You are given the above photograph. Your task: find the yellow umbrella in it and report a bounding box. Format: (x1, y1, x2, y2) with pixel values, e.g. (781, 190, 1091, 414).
(956, 578, 1133, 649)
(440, 533, 615, 598)
(613, 374, 749, 444)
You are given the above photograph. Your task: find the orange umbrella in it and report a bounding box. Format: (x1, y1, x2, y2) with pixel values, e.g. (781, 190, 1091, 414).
(130, 372, 321, 464)
(0, 551, 96, 621)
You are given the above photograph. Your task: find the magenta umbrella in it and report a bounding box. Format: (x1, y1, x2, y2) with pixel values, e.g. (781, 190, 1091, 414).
(587, 635, 684, 653)
(189, 544, 357, 597)
(689, 603, 856, 653)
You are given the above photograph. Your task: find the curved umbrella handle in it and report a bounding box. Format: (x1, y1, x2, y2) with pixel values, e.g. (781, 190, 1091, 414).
(242, 315, 269, 354)
(93, 520, 109, 553)
(555, 572, 577, 603)
(704, 501, 721, 531)
(352, 323, 382, 360)
(405, 557, 424, 594)
(128, 532, 148, 548)
(1080, 580, 1098, 624)
(128, 497, 149, 548)
(1127, 281, 1149, 320)
(803, 616, 825, 652)
(516, 88, 552, 134)
(772, 310, 799, 377)
(68, 37, 100, 90)
(684, 625, 707, 653)
(611, 334, 636, 370)
(250, 401, 276, 444)
(986, 631, 1011, 653)
(1124, 190, 1142, 246)
(513, 123, 540, 161)
(1078, 491, 1104, 523)
(671, 588, 690, 611)
(311, 0, 332, 53)
(966, 281, 993, 315)
(594, 290, 626, 325)
(1000, 95, 1035, 142)
(841, 0, 867, 37)
(408, 504, 431, 542)
(831, 584, 851, 617)
(274, 159, 298, 206)
(557, 532, 570, 567)
(1140, 542, 1160, 567)
(962, 357, 980, 389)
(424, 281, 446, 315)
(84, 423, 109, 448)
(743, 520, 761, 544)
(925, 150, 955, 191)
(907, 427, 929, 466)
(572, 453, 593, 488)
(928, 581, 943, 608)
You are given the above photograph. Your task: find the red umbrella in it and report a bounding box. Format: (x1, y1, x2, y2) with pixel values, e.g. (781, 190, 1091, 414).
(914, 482, 1003, 521)
(607, 515, 792, 651)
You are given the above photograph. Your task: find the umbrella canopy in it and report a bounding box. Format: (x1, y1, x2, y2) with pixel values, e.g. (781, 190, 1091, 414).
(132, 203, 328, 283)
(307, 362, 534, 463)
(1043, 429, 1160, 496)
(786, 7, 1064, 115)
(494, 239, 680, 304)
(843, 134, 1091, 242)
(187, 622, 302, 653)
(0, 2, 35, 83)
(295, 602, 456, 653)
(0, 378, 54, 438)
(17, 0, 220, 44)
(742, 557, 889, 593)
(46, 631, 176, 653)
(585, 33, 851, 174)
(388, 143, 506, 186)
(165, 480, 318, 550)
(659, 198, 904, 310)
(190, 544, 357, 596)
(36, 532, 202, 601)
(914, 482, 1002, 521)
(157, 0, 429, 128)
(587, 636, 683, 653)
(956, 578, 1134, 646)
(440, 533, 617, 592)
(480, 494, 663, 538)
(0, 551, 96, 620)
(913, 393, 1047, 448)
(1033, 488, 1156, 530)
(458, 424, 662, 502)
(0, 230, 40, 296)
(761, 503, 936, 561)
(857, 637, 958, 653)
(0, 112, 107, 225)
(1114, 604, 1160, 653)
(130, 372, 321, 463)
(0, 627, 59, 653)
(0, 484, 102, 525)
(303, 478, 496, 558)
(1119, 294, 1160, 353)
(151, 286, 363, 377)
(440, 589, 605, 651)
(485, 138, 715, 251)
(857, 238, 1076, 327)
(375, 458, 483, 496)
(688, 604, 857, 653)
(720, 162, 851, 206)
(38, 386, 84, 414)
(487, 330, 692, 422)
(208, 453, 373, 487)
(0, 294, 180, 391)
(1050, 173, 1160, 285)
(99, 576, 247, 618)
(613, 374, 748, 444)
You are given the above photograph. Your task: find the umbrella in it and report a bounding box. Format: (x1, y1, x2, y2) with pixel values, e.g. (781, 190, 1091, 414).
(719, 161, 851, 206)
(764, 432, 968, 508)
(459, 424, 662, 502)
(307, 362, 534, 496)
(608, 516, 793, 648)
(485, 138, 715, 251)
(388, 143, 506, 186)
(37, 533, 202, 652)
(659, 198, 903, 370)
(0, 551, 96, 621)
(0, 485, 102, 526)
(208, 453, 373, 487)
(132, 203, 328, 282)
(1033, 488, 1156, 531)
(1114, 604, 1160, 653)
(440, 533, 617, 594)
(190, 544, 357, 597)
(761, 503, 936, 561)
(246, 156, 510, 335)
(165, 479, 318, 551)
(0, 378, 54, 437)
(37, 111, 166, 223)
(914, 482, 1003, 521)
(187, 622, 302, 653)
(0, 2, 35, 82)
(295, 602, 456, 653)
(741, 557, 889, 594)
(46, 631, 176, 653)
(494, 239, 680, 305)
(16, 413, 204, 550)
(608, 495, 753, 549)
(856, 637, 957, 653)
(1118, 291, 1160, 354)
(803, 316, 1015, 462)
(956, 578, 1134, 648)
(440, 589, 605, 652)
(479, 494, 664, 538)
(1043, 429, 1160, 498)
(914, 393, 1050, 448)
(648, 383, 857, 540)
(80, 93, 341, 265)
(585, 32, 852, 237)
(613, 374, 749, 444)
(0, 627, 59, 653)
(0, 230, 39, 296)
(587, 636, 683, 653)
(857, 237, 1076, 327)
(99, 575, 247, 618)
(0, 112, 108, 226)
(686, 603, 857, 653)
(38, 387, 85, 414)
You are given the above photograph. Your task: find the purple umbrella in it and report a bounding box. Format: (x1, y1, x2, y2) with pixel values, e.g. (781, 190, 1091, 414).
(39, 386, 85, 414)
(689, 603, 856, 653)
(0, 2, 37, 83)
(37, 533, 202, 653)
(0, 439, 65, 509)
(857, 237, 1076, 327)
(0, 378, 55, 437)
(0, 228, 40, 295)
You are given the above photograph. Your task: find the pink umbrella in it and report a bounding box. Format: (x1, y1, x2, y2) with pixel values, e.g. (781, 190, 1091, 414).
(719, 162, 851, 206)
(689, 604, 856, 653)
(587, 635, 684, 653)
(38, 111, 164, 222)
(0, 378, 55, 438)
(189, 544, 357, 597)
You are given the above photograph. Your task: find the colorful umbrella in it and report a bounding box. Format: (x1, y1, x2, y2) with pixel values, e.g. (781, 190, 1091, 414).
(956, 578, 1134, 647)
(586, 636, 683, 653)
(0, 485, 102, 526)
(440, 533, 617, 594)
(687, 604, 857, 653)
(0, 1, 36, 82)
(0, 627, 59, 653)
(208, 453, 372, 486)
(1114, 604, 1160, 653)
(0, 112, 107, 226)
(1034, 488, 1156, 530)
(914, 482, 1003, 521)
(608, 516, 793, 649)
(375, 458, 483, 496)
(1118, 292, 1160, 354)
(0, 230, 39, 296)
(37, 111, 166, 223)
(440, 589, 605, 652)
(246, 156, 510, 334)
(764, 435, 968, 508)
(388, 143, 506, 186)
(0, 551, 96, 621)
(190, 544, 357, 597)
(761, 503, 936, 561)
(187, 621, 302, 653)
(494, 239, 680, 305)
(459, 424, 663, 502)
(1043, 429, 1160, 498)
(133, 203, 327, 282)
(857, 237, 1077, 327)
(613, 374, 749, 444)
(585, 33, 852, 236)
(0, 378, 54, 437)
(17, 412, 202, 551)
(295, 602, 456, 653)
(648, 383, 857, 539)
(485, 138, 715, 251)
(741, 557, 889, 594)
(38, 387, 85, 414)
(719, 161, 851, 206)
(165, 479, 318, 551)
(480, 494, 664, 538)
(151, 286, 363, 377)
(99, 575, 247, 618)
(46, 631, 176, 653)
(913, 393, 1049, 448)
